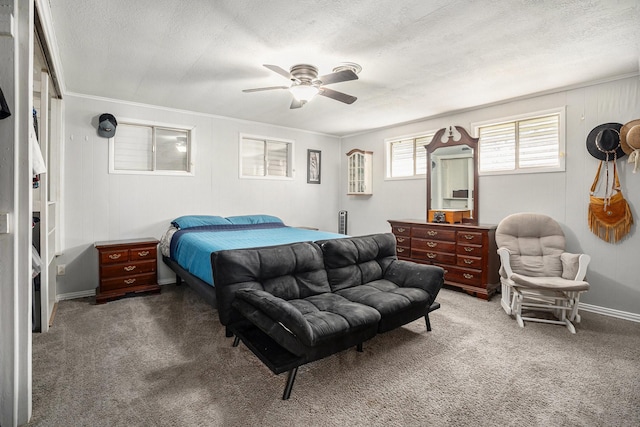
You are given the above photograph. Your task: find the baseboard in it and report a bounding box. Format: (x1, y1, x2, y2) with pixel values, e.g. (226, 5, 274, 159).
(158, 278, 175, 286)
(56, 289, 96, 301)
(579, 303, 640, 323)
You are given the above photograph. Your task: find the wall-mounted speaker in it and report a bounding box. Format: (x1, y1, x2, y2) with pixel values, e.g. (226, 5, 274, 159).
(338, 210, 348, 235)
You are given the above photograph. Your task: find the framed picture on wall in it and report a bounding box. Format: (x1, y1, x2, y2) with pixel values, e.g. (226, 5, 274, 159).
(307, 149, 321, 184)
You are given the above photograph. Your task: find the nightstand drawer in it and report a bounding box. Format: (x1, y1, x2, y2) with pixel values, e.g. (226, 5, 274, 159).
(100, 272, 157, 292)
(130, 246, 157, 261)
(101, 260, 156, 278)
(100, 249, 129, 264)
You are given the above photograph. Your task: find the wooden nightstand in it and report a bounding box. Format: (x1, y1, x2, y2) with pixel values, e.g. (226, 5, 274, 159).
(94, 238, 161, 304)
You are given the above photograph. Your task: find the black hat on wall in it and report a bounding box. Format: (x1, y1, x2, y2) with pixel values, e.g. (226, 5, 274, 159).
(98, 113, 117, 138)
(0, 86, 11, 120)
(586, 123, 625, 161)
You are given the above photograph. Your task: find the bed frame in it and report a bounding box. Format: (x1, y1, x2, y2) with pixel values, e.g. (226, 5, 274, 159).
(162, 255, 217, 307)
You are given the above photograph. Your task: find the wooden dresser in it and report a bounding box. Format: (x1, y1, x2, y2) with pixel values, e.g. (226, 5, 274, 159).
(95, 238, 161, 304)
(388, 220, 499, 300)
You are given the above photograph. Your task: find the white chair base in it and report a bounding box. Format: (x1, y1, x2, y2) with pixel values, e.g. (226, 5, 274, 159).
(508, 286, 584, 334)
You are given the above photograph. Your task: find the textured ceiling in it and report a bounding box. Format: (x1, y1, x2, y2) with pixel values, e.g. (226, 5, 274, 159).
(49, 0, 640, 136)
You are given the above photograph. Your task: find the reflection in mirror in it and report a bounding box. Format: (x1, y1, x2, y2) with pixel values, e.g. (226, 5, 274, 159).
(425, 126, 479, 225)
(430, 145, 473, 213)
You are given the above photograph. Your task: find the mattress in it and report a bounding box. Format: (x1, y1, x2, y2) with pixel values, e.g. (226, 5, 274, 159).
(166, 222, 346, 286)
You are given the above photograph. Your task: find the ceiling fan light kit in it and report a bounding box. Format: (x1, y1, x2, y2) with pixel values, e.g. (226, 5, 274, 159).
(243, 62, 361, 109)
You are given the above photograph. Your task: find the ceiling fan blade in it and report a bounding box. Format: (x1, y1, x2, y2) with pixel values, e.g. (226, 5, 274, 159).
(318, 87, 357, 104)
(290, 98, 305, 109)
(242, 86, 289, 93)
(263, 64, 292, 80)
(318, 69, 358, 85)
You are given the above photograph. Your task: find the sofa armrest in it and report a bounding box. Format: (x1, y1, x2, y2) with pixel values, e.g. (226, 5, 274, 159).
(497, 247, 514, 279)
(383, 260, 444, 304)
(233, 289, 314, 346)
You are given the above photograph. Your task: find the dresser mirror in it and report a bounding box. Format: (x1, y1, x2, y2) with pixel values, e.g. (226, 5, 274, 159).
(425, 126, 479, 225)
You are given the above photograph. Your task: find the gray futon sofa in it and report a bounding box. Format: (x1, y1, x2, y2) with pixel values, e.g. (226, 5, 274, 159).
(212, 233, 444, 399)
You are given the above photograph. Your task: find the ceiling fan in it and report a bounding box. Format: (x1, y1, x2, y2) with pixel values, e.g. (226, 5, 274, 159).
(243, 63, 360, 109)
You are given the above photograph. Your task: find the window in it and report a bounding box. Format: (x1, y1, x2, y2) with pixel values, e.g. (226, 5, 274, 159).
(474, 108, 565, 175)
(109, 120, 194, 175)
(385, 132, 434, 178)
(240, 134, 294, 179)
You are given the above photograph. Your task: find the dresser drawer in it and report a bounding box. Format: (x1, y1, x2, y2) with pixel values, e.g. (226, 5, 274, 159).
(130, 246, 157, 261)
(412, 249, 456, 264)
(457, 231, 484, 245)
(101, 260, 156, 279)
(395, 246, 411, 257)
(445, 266, 483, 287)
(457, 255, 482, 269)
(392, 225, 411, 237)
(412, 227, 456, 241)
(100, 272, 157, 292)
(395, 236, 410, 247)
(457, 244, 483, 258)
(412, 239, 456, 253)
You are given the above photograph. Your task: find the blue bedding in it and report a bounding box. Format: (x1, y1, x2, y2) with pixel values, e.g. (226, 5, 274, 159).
(169, 223, 346, 286)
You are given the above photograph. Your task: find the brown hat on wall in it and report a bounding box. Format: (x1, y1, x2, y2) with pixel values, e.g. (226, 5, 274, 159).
(586, 123, 625, 161)
(620, 119, 640, 173)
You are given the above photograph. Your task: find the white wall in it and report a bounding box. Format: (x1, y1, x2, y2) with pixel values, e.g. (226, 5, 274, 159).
(340, 76, 640, 316)
(58, 94, 341, 295)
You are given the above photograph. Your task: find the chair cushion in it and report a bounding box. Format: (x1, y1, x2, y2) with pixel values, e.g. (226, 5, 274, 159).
(511, 273, 590, 291)
(495, 213, 566, 277)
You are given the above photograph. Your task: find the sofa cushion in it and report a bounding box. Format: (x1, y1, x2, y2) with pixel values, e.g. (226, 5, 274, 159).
(318, 233, 398, 292)
(213, 241, 331, 326)
(335, 279, 430, 317)
(233, 289, 381, 348)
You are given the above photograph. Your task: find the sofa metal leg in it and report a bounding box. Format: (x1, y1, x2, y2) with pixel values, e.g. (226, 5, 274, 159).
(356, 342, 363, 352)
(175, 274, 182, 286)
(232, 336, 240, 347)
(225, 327, 234, 338)
(425, 315, 432, 332)
(282, 367, 298, 400)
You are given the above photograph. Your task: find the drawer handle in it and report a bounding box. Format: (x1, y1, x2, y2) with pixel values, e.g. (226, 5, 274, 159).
(463, 259, 473, 264)
(108, 253, 121, 260)
(397, 248, 405, 253)
(464, 247, 473, 252)
(463, 234, 474, 240)
(124, 278, 136, 285)
(124, 265, 137, 272)
(138, 250, 150, 257)
(463, 273, 474, 279)
(427, 253, 437, 259)
(427, 230, 437, 236)
(397, 227, 406, 232)
(427, 242, 437, 247)
(397, 237, 405, 243)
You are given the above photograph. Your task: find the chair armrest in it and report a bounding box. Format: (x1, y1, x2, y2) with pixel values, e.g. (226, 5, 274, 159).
(233, 289, 314, 346)
(561, 252, 590, 281)
(384, 260, 444, 304)
(497, 247, 514, 278)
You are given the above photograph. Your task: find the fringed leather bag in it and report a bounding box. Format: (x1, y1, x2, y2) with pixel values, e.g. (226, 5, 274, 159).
(588, 161, 633, 243)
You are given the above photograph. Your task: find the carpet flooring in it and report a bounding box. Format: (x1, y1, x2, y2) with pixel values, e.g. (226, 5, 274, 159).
(30, 285, 640, 426)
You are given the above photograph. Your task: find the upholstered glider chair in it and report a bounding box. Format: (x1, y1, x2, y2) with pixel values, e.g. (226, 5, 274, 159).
(495, 213, 590, 333)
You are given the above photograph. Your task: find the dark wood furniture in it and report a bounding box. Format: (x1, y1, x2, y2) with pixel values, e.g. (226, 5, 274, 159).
(388, 220, 499, 300)
(95, 238, 160, 304)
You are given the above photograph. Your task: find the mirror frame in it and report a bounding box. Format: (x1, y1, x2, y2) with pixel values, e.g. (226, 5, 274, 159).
(425, 126, 479, 225)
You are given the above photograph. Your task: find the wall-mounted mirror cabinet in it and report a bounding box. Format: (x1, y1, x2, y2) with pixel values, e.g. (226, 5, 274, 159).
(425, 126, 479, 225)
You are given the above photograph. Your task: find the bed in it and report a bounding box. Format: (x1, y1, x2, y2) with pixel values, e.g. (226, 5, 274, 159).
(160, 214, 347, 309)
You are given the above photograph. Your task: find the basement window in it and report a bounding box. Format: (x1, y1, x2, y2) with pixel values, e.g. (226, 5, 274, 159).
(385, 132, 435, 179)
(109, 120, 194, 176)
(240, 134, 294, 179)
(473, 108, 565, 175)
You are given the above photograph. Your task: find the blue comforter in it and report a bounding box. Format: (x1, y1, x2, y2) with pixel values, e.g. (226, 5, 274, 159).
(170, 223, 346, 286)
